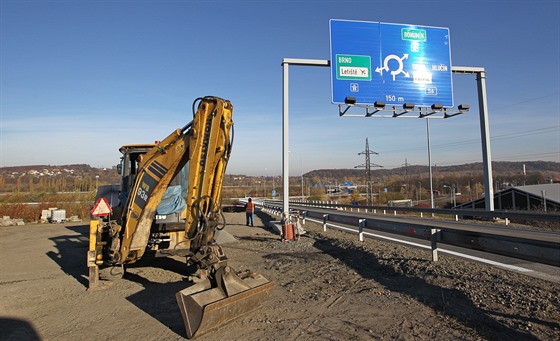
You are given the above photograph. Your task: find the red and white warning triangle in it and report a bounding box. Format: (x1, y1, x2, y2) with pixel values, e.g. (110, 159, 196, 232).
(91, 197, 112, 217)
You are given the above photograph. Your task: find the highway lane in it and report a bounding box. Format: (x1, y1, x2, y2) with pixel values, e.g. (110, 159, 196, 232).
(294, 204, 560, 243)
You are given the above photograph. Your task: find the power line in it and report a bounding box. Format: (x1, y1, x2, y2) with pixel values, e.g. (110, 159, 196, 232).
(489, 92, 560, 113)
(494, 152, 560, 162)
(429, 126, 559, 150)
(383, 152, 559, 168)
(379, 125, 560, 154)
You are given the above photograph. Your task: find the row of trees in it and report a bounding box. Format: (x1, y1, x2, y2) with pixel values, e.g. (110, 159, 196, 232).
(221, 170, 555, 207)
(0, 191, 97, 222)
(1, 167, 555, 205)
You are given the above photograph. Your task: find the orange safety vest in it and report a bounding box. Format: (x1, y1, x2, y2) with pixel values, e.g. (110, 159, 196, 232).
(245, 202, 255, 213)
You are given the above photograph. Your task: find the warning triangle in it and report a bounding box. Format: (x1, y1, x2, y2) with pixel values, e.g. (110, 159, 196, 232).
(91, 197, 112, 217)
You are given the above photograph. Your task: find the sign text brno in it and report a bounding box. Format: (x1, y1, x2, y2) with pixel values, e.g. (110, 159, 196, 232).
(330, 19, 454, 107)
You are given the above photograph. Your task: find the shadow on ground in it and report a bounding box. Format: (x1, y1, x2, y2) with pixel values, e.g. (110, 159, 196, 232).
(0, 318, 41, 341)
(44, 223, 193, 338)
(255, 209, 275, 228)
(125, 256, 193, 338)
(46, 224, 90, 288)
(310, 235, 540, 340)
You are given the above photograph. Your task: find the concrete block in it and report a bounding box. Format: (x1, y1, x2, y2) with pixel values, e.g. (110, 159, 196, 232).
(268, 221, 282, 235)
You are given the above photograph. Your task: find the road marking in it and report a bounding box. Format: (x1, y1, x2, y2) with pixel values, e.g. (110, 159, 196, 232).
(306, 217, 534, 273)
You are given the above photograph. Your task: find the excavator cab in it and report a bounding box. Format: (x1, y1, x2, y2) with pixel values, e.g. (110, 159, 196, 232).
(115, 144, 191, 257)
(88, 96, 273, 338)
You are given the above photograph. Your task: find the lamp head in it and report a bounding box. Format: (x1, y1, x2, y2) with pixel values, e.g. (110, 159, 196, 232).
(345, 96, 357, 105)
(431, 103, 444, 112)
(402, 102, 415, 111)
(374, 101, 386, 110)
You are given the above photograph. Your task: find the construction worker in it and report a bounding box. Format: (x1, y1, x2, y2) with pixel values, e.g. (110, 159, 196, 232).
(245, 198, 255, 226)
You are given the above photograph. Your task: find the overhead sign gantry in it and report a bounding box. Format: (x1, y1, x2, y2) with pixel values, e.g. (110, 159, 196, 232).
(330, 19, 453, 107)
(281, 20, 494, 223)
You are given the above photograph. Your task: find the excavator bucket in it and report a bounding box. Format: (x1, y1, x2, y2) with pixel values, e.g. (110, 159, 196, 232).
(176, 269, 274, 339)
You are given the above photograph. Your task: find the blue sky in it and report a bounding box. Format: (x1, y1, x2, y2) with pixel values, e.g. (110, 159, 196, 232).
(1, 0, 559, 176)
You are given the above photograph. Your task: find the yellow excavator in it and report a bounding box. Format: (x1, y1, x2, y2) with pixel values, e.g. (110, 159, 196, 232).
(87, 96, 273, 338)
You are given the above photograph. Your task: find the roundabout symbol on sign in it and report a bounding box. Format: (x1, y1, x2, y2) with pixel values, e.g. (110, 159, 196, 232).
(375, 53, 410, 81)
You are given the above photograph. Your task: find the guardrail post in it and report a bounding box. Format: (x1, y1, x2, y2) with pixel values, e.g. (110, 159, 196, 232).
(431, 228, 440, 262)
(358, 219, 366, 242)
(322, 214, 329, 231)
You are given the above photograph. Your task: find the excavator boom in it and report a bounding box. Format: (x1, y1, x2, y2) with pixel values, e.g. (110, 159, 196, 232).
(120, 123, 191, 262)
(88, 96, 273, 338)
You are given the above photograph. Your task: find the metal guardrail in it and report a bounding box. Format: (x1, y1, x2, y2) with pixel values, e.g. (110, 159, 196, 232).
(282, 200, 560, 223)
(259, 200, 560, 267)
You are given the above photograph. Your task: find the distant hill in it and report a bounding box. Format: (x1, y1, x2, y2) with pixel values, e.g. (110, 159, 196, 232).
(305, 161, 559, 180)
(0, 164, 97, 174)
(0, 164, 120, 193)
(0, 161, 557, 194)
(1, 161, 557, 181)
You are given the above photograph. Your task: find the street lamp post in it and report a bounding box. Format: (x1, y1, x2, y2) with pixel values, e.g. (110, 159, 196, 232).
(300, 158, 304, 199)
(288, 150, 304, 199)
(443, 185, 456, 207)
(426, 119, 435, 211)
(264, 168, 267, 198)
(452, 185, 456, 206)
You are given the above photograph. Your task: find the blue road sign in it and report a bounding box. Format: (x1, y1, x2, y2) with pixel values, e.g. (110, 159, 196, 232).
(330, 20, 453, 107)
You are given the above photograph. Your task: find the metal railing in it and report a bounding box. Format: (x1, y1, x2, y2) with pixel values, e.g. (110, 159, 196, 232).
(258, 199, 560, 267)
(266, 199, 560, 224)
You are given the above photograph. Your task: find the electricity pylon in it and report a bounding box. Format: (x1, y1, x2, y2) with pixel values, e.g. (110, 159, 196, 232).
(355, 138, 383, 205)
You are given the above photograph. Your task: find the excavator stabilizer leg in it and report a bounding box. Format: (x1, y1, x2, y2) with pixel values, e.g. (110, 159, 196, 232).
(176, 269, 274, 339)
(87, 220, 101, 289)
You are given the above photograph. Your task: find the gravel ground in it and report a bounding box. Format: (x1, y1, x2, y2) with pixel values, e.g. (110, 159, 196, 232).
(0, 210, 558, 340)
